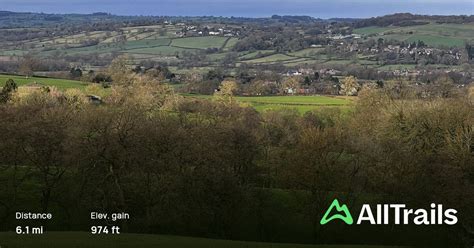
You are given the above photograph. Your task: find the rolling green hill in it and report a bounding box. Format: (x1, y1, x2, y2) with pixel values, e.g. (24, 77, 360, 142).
(0, 17, 471, 81)
(354, 22, 474, 47)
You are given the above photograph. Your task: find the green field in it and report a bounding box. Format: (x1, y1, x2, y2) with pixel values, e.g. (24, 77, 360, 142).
(288, 48, 325, 57)
(124, 46, 190, 56)
(354, 23, 474, 47)
(241, 96, 352, 114)
(223, 38, 239, 51)
(0, 74, 88, 90)
(171, 36, 229, 49)
(239, 50, 276, 60)
(353, 26, 393, 35)
(323, 60, 354, 65)
(55, 45, 120, 55)
(235, 96, 348, 105)
(185, 94, 352, 113)
(251, 104, 350, 113)
(122, 38, 172, 49)
(376, 64, 417, 71)
(0, 49, 28, 56)
(284, 59, 318, 67)
(0, 232, 406, 248)
(404, 34, 465, 47)
(244, 54, 298, 64)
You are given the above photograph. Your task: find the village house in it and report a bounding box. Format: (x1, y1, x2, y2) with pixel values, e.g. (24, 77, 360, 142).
(319, 68, 341, 76)
(285, 70, 302, 76)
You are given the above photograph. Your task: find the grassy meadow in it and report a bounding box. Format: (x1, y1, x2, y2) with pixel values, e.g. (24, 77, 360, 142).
(171, 36, 229, 49)
(184, 94, 353, 113)
(353, 22, 474, 47)
(0, 74, 88, 90)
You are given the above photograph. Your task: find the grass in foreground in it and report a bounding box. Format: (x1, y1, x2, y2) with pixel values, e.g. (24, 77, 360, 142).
(0, 232, 406, 248)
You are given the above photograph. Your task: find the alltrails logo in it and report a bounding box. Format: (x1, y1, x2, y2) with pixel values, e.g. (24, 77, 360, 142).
(320, 199, 458, 226)
(320, 199, 353, 225)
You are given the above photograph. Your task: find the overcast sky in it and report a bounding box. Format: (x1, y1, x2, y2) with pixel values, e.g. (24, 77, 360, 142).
(2, 0, 473, 18)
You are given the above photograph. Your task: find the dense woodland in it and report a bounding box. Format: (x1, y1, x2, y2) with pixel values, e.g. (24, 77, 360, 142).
(0, 67, 472, 247)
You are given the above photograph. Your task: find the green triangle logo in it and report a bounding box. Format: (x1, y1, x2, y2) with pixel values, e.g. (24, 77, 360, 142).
(320, 199, 353, 225)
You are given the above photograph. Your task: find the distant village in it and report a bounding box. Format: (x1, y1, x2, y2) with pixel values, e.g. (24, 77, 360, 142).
(174, 23, 240, 38)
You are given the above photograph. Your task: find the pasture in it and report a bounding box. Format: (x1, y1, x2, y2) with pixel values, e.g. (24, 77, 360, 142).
(223, 37, 239, 51)
(235, 95, 349, 105)
(354, 22, 474, 47)
(185, 94, 352, 114)
(239, 96, 352, 113)
(0, 74, 88, 90)
(171, 36, 229, 49)
(244, 54, 299, 64)
(239, 50, 276, 60)
(288, 48, 325, 57)
(124, 46, 189, 56)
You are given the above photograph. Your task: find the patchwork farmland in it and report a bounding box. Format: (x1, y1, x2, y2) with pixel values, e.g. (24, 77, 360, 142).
(1, 20, 472, 75)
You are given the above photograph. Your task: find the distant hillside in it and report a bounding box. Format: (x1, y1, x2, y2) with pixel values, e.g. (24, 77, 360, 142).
(0, 11, 473, 29)
(355, 13, 474, 28)
(0, 11, 163, 29)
